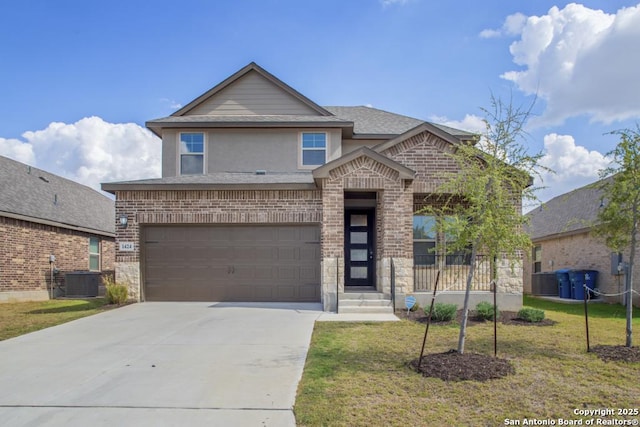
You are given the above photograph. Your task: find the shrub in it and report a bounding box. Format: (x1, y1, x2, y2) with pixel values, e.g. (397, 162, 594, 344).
(517, 307, 545, 323)
(476, 301, 499, 320)
(427, 303, 458, 322)
(103, 274, 128, 305)
(409, 301, 420, 312)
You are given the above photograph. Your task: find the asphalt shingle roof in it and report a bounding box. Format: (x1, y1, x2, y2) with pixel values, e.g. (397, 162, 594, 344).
(526, 179, 608, 240)
(106, 172, 315, 186)
(324, 106, 423, 136)
(324, 106, 476, 139)
(146, 114, 352, 126)
(0, 155, 115, 235)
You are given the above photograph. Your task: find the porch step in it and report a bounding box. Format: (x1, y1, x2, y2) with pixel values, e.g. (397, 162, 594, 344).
(338, 292, 394, 314)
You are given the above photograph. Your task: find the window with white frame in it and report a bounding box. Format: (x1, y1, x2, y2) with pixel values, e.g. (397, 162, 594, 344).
(180, 132, 204, 175)
(89, 237, 100, 271)
(301, 132, 326, 166)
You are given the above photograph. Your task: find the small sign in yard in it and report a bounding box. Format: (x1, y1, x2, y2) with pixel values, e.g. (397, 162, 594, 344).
(119, 242, 135, 251)
(405, 295, 417, 311)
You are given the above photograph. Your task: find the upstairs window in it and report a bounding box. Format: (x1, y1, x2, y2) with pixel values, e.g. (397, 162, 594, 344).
(180, 132, 204, 175)
(301, 132, 326, 167)
(89, 237, 100, 271)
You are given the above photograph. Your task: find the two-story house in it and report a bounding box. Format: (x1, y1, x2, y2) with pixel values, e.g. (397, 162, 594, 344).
(102, 62, 524, 312)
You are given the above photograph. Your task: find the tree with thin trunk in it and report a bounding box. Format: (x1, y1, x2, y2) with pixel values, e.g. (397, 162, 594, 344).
(427, 95, 548, 354)
(592, 125, 640, 348)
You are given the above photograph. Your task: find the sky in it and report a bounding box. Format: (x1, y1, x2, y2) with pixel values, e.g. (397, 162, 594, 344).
(1, 0, 639, 211)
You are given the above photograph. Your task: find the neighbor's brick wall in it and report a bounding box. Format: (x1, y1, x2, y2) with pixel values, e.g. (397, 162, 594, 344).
(525, 232, 640, 305)
(0, 215, 115, 294)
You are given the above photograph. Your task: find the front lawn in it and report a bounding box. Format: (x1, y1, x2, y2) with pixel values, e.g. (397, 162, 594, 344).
(295, 296, 640, 426)
(0, 298, 112, 341)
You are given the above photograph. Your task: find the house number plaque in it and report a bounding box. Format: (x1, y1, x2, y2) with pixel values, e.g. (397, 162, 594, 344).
(119, 242, 134, 251)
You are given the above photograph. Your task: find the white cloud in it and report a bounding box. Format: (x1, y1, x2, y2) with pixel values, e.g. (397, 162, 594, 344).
(429, 114, 485, 134)
(0, 137, 35, 164)
(533, 133, 610, 205)
(480, 12, 526, 38)
(0, 117, 161, 194)
(160, 98, 183, 110)
(495, 3, 640, 126)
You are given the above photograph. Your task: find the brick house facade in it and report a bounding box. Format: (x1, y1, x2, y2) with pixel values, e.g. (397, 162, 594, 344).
(1, 155, 115, 302)
(526, 179, 639, 306)
(103, 63, 524, 312)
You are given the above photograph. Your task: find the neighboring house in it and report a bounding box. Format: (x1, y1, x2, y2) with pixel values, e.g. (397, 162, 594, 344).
(102, 62, 524, 312)
(0, 155, 115, 302)
(524, 178, 639, 306)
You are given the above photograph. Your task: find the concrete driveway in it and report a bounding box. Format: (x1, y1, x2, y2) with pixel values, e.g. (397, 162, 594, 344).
(0, 302, 324, 426)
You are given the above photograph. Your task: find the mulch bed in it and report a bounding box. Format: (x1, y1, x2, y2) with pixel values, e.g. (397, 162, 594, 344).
(590, 345, 640, 363)
(402, 309, 556, 326)
(408, 350, 515, 381)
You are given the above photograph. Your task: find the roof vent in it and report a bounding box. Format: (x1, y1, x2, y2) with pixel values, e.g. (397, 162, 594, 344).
(39, 176, 49, 183)
(255, 170, 266, 175)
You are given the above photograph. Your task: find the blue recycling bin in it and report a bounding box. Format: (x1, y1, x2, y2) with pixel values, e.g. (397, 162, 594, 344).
(584, 270, 598, 299)
(569, 270, 599, 300)
(555, 269, 571, 299)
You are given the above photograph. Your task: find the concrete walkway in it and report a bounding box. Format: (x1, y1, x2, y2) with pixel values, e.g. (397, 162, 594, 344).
(0, 302, 325, 427)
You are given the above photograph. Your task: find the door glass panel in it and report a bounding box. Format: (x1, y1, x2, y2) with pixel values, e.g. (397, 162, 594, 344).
(350, 232, 367, 244)
(351, 266, 368, 279)
(350, 249, 367, 262)
(350, 214, 367, 227)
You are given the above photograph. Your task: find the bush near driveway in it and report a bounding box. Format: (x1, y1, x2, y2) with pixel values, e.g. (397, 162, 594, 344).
(0, 298, 112, 341)
(294, 296, 640, 426)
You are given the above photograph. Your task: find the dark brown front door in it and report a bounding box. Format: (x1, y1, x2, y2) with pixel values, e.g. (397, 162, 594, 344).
(345, 209, 375, 286)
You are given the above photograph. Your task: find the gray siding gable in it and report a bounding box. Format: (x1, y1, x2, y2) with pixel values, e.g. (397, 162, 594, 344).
(173, 62, 332, 117)
(0, 155, 115, 235)
(187, 70, 321, 116)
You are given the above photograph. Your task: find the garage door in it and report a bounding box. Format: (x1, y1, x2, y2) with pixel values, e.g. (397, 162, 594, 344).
(142, 225, 321, 302)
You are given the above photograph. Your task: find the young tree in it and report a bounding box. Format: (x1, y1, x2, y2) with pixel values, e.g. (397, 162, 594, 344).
(429, 95, 548, 354)
(592, 125, 640, 348)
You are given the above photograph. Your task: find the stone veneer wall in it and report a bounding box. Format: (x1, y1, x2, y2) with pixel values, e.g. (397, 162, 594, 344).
(0, 215, 115, 302)
(114, 189, 322, 301)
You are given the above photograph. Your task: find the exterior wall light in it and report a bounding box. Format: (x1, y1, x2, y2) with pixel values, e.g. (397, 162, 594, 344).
(119, 214, 128, 228)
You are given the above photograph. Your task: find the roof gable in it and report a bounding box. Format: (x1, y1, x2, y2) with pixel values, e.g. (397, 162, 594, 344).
(312, 147, 415, 181)
(373, 122, 467, 154)
(526, 179, 606, 240)
(0, 155, 115, 235)
(173, 62, 332, 117)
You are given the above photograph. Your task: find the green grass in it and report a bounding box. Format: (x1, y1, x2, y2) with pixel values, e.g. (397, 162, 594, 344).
(0, 298, 112, 341)
(295, 297, 640, 426)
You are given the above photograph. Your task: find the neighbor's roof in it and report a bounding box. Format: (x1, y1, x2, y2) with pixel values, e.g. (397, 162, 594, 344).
(526, 178, 609, 241)
(0, 155, 115, 236)
(102, 172, 317, 193)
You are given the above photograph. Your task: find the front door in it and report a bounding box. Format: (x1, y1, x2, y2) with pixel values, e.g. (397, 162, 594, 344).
(345, 209, 375, 286)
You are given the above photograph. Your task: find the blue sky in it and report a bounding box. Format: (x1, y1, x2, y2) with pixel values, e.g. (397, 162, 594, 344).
(1, 0, 639, 208)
